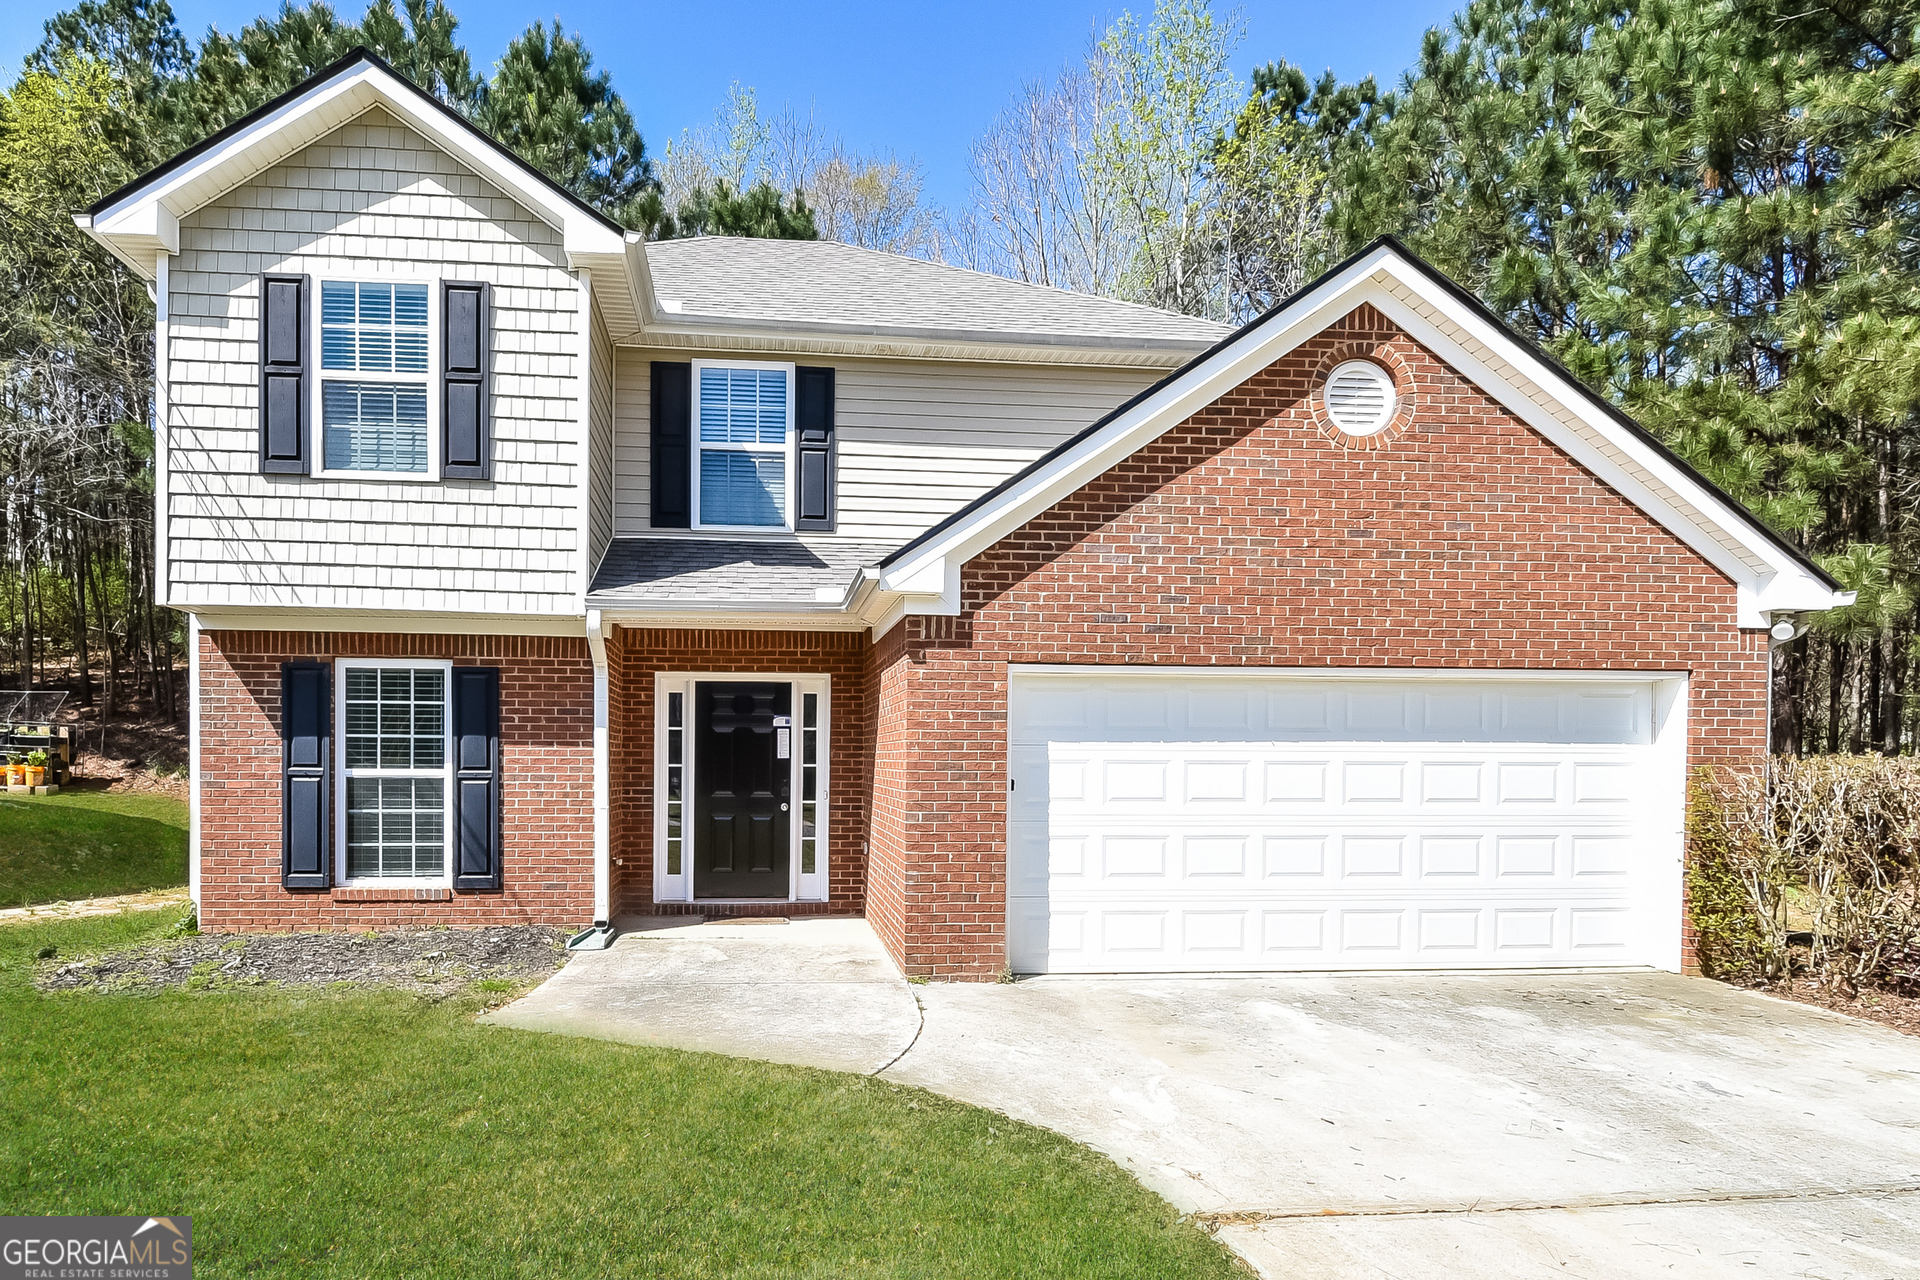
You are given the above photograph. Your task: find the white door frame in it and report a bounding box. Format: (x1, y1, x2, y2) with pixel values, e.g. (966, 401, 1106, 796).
(653, 672, 831, 905)
(1006, 665, 1691, 974)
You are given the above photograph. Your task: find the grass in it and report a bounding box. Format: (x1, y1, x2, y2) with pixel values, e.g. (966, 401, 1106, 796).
(0, 791, 188, 907)
(0, 913, 1239, 1278)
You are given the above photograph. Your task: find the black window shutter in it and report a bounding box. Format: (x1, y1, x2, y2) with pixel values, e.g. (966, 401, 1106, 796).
(442, 281, 491, 479)
(794, 366, 836, 531)
(281, 662, 330, 888)
(651, 361, 691, 528)
(259, 274, 310, 474)
(451, 666, 502, 891)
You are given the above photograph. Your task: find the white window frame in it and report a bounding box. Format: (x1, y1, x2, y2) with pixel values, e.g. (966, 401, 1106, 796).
(653, 673, 830, 904)
(311, 273, 440, 480)
(335, 656, 455, 889)
(689, 358, 796, 531)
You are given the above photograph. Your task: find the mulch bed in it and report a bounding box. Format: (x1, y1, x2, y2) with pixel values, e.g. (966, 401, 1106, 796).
(1746, 979, 1920, 1038)
(36, 925, 568, 996)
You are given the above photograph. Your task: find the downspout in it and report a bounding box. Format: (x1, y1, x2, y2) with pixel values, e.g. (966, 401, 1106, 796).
(188, 612, 201, 918)
(153, 253, 171, 610)
(571, 608, 617, 950)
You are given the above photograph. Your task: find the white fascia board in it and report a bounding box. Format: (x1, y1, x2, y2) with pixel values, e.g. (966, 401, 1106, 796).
(624, 320, 1202, 369)
(591, 604, 873, 633)
(87, 63, 626, 271)
(878, 243, 1847, 629)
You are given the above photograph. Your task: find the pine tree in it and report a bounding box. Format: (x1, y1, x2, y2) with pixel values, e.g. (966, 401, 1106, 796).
(663, 180, 818, 240)
(473, 21, 654, 229)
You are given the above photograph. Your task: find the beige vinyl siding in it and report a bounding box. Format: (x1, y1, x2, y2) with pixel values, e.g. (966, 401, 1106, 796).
(164, 104, 583, 614)
(614, 346, 653, 531)
(587, 304, 615, 570)
(611, 347, 1158, 543)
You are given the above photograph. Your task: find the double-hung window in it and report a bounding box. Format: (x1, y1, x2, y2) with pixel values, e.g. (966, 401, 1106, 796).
(319, 280, 431, 474)
(338, 660, 451, 885)
(693, 360, 793, 528)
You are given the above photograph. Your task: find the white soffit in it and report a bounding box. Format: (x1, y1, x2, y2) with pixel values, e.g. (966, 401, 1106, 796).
(876, 241, 1847, 629)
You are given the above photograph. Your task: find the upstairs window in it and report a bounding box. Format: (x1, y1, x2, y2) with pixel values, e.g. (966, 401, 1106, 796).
(693, 361, 792, 528)
(319, 281, 431, 474)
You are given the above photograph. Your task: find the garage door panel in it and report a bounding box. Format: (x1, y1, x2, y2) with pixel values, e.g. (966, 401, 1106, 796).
(1011, 679, 1654, 747)
(1009, 673, 1670, 974)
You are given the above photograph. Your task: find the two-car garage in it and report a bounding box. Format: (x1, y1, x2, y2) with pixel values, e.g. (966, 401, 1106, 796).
(1006, 668, 1688, 975)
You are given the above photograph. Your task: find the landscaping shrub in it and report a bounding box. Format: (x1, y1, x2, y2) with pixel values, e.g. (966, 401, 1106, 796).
(1688, 756, 1920, 992)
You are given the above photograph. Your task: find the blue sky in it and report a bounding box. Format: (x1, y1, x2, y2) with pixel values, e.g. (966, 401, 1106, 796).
(4, 0, 1459, 210)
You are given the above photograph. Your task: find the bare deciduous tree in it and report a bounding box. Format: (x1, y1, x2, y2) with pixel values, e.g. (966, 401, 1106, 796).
(961, 52, 1125, 295)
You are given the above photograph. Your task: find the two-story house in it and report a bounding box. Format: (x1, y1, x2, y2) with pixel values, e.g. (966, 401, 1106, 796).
(81, 50, 1844, 978)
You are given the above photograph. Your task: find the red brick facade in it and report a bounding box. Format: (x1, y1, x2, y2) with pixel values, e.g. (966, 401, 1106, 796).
(197, 631, 596, 931)
(192, 306, 1770, 979)
(867, 306, 1769, 978)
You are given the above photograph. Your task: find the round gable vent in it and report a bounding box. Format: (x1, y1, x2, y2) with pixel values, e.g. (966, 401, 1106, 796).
(1323, 360, 1397, 436)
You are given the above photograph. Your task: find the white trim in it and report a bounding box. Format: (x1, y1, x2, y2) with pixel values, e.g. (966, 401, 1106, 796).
(586, 610, 610, 923)
(1012, 664, 1689, 683)
(153, 253, 172, 609)
(576, 269, 596, 608)
(188, 613, 201, 914)
(1647, 675, 1690, 973)
(688, 359, 797, 533)
(309, 272, 439, 481)
(651, 672, 831, 905)
(332, 656, 456, 890)
(874, 244, 1849, 632)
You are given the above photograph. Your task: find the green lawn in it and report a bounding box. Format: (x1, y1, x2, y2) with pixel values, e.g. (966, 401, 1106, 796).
(0, 913, 1238, 1278)
(0, 791, 188, 907)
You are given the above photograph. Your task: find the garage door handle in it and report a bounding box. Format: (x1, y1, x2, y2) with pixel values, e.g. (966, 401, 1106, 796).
(780, 803, 788, 811)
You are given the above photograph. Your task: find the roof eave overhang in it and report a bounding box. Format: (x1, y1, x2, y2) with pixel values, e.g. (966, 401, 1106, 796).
(874, 241, 1850, 633)
(77, 52, 645, 326)
(620, 318, 1213, 368)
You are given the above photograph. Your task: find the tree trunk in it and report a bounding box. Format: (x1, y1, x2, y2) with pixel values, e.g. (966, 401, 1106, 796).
(1828, 639, 1844, 754)
(1881, 629, 1903, 755)
(73, 533, 92, 708)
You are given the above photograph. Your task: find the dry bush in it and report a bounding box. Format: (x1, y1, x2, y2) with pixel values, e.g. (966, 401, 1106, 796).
(1689, 756, 1920, 991)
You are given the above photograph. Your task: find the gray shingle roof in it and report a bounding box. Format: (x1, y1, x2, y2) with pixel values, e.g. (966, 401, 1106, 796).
(643, 238, 1232, 350)
(588, 536, 899, 605)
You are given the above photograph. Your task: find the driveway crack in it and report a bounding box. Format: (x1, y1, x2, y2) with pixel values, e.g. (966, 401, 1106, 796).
(1198, 1181, 1920, 1224)
(873, 987, 925, 1077)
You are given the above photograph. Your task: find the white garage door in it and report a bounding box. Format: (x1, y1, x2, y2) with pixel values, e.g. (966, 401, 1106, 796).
(1007, 670, 1684, 974)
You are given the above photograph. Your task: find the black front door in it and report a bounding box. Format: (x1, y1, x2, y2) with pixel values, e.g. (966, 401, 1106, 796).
(694, 682, 791, 899)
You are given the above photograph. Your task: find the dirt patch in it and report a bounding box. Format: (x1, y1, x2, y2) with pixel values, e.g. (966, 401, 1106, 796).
(1747, 979, 1920, 1038)
(36, 925, 569, 996)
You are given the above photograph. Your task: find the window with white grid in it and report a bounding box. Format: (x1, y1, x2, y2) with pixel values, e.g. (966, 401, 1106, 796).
(339, 662, 450, 883)
(319, 280, 431, 474)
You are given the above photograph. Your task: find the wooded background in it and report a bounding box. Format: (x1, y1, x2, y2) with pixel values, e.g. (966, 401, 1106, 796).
(2, 0, 1912, 754)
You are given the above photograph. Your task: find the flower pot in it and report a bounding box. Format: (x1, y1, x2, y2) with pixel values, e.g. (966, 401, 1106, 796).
(3, 766, 21, 786)
(25, 767, 44, 787)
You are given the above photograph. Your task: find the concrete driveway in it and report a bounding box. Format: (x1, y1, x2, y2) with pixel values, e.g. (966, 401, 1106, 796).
(491, 923, 1920, 1278)
(891, 972, 1920, 1280)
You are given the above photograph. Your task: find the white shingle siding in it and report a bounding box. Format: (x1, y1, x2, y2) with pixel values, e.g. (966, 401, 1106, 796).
(163, 105, 586, 615)
(612, 348, 1159, 542)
